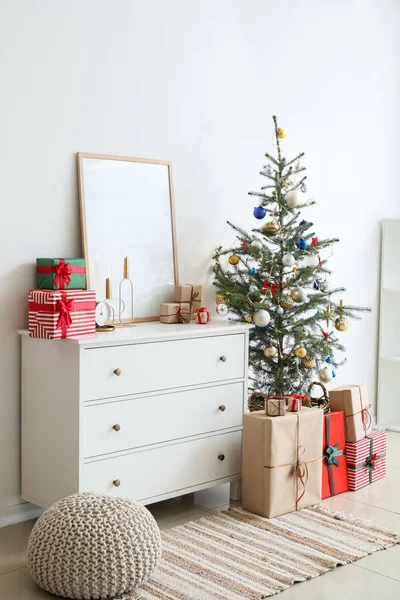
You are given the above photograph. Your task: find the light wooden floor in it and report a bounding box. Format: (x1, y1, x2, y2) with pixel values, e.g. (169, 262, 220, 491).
(1, 432, 400, 599)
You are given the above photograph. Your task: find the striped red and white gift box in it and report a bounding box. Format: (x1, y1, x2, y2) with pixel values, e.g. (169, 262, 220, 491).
(29, 289, 96, 339)
(346, 430, 387, 491)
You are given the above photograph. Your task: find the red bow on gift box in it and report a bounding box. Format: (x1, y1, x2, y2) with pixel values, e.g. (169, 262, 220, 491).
(56, 292, 75, 337)
(366, 453, 381, 470)
(54, 259, 72, 289)
(262, 280, 279, 296)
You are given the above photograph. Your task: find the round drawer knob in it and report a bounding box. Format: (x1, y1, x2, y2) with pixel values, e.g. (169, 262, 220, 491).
(113, 479, 121, 487)
(220, 355, 227, 362)
(218, 454, 225, 461)
(113, 424, 121, 432)
(219, 405, 226, 412)
(114, 368, 122, 376)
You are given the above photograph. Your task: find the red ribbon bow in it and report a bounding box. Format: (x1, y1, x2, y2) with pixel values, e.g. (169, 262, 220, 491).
(54, 259, 72, 289)
(289, 394, 311, 411)
(262, 280, 279, 296)
(175, 304, 191, 324)
(56, 292, 75, 338)
(311, 237, 319, 247)
(241, 241, 249, 249)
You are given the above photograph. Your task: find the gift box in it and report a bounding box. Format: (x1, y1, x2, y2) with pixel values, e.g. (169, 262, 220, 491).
(173, 284, 202, 319)
(195, 306, 211, 324)
(346, 431, 387, 491)
(160, 302, 191, 324)
(329, 384, 371, 442)
(36, 258, 86, 290)
(265, 397, 286, 417)
(242, 407, 323, 518)
(322, 411, 348, 499)
(29, 289, 96, 339)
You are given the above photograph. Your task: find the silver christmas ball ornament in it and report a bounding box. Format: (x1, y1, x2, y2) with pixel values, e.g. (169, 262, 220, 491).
(285, 190, 301, 208)
(275, 305, 284, 316)
(263, 165, 274, 176)
(216, 303, 229, 317)
(282, 253, 295, 267)
(300, 183, 308, 193)
(249, 284, 258, 293)
(250, 240, 263, 251)
(320, 281, 331, 293)
(319, 367, 333, 383)
(253, 309, 271, 328)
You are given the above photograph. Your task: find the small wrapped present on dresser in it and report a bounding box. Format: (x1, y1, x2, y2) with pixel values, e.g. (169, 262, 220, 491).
(346, 431, 387, 491)
(329, 384, 371, 442)
(242, 407, 323, 518)
(322, 411, 348, 499)
(265, 396, 286, 417)
(160, 302, 191, 324)
(173, 284, 202, 319)
(29, 289, 96, 339)
(36, 258, 86, 290)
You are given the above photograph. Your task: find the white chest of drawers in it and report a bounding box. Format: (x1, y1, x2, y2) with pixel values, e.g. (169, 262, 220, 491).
(19, 321, 249, 509)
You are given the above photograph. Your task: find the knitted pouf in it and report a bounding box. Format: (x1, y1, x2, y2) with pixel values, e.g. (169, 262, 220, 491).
(27, 492, 162, 600)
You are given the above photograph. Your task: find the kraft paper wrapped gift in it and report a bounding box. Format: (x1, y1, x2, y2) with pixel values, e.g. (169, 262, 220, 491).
(266, 397, 286, 417)
(173, 284, 202, 319)
(242, 407, 323, 518)
(160, 302, 191, 324)
(329, 384, 371, 443)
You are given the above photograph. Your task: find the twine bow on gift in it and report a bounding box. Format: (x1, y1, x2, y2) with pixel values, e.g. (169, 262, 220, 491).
(54, 259, 72, 289)
(347, 385, 372, 436)
(295, 445, 309, 509)
(175, 304, 191, 324)
(261, 280, 280, 296)
(56, 292, 75, 338)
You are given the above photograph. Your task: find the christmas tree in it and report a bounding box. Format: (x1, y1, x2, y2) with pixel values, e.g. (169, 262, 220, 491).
(213, 116, 369, 398)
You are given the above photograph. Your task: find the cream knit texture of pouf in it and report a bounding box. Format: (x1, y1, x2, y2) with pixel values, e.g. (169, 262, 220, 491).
(27, 492, 162, 600)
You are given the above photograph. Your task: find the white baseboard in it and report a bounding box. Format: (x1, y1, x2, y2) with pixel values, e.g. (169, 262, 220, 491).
(0, 502, 43, 528)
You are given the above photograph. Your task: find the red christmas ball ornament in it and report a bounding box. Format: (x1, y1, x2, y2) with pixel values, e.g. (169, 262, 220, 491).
(196, 306, 211, 324)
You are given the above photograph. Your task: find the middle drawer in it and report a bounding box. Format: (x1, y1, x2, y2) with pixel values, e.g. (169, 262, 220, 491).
(84, 381, 244, 458)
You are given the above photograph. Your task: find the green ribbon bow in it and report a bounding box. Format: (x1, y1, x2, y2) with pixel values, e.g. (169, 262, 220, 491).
(348, 436, 386, 484)
(324, 443, 341, 467)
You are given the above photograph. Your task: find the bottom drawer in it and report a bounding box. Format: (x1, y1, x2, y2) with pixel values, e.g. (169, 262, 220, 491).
(83, 430, 242, 502)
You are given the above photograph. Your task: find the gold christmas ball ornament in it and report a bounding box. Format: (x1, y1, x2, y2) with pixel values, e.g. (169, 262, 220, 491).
(228, 254, 240, 266)
(295, 346, 307, 359)
(279, 295, 294, 310)
(302, 355, 316, 369)
(263, 220, 281, 236)
(263, 344, 277, 358)
(216, 294, 225, 305)
(290, 287, 307, 303)
(335, 316, 349, 332)
(277, 127, 286, 139)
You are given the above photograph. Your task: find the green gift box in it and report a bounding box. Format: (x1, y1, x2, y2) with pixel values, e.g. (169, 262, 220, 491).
(36, 258, 87, 290)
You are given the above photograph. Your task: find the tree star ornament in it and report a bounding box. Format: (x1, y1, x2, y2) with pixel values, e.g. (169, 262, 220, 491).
(321, 306, 335, 327)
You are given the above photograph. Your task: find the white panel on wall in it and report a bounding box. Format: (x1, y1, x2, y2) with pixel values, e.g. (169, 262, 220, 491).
(1, 0, 400, 510)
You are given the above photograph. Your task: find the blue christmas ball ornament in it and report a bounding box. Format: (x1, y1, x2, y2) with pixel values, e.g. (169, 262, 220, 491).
(250, 268, 257, 275)
(313, 280, 321, 290)
(255, 325, 269, 332)
(300, 184, 308, 193)
(296, 238, 307, 249)
(332, 371, 337, 378)
(300, 219, 308, 226)
(326, 357, 333, 363)
(253, 206, 266, 220)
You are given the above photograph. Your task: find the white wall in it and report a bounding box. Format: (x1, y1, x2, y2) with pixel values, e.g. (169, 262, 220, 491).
(1, 0, 399, 510)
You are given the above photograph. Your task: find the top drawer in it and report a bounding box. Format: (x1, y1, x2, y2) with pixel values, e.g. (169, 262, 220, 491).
(83, 333, 245, 401)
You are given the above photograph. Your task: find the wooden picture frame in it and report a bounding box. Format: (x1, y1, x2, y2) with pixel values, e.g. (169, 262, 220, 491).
(77, 152, 179, 323)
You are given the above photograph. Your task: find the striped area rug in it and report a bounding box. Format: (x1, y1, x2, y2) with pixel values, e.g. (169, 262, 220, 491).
(130, 505, 399, 600)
